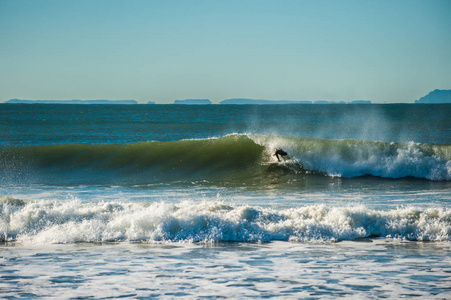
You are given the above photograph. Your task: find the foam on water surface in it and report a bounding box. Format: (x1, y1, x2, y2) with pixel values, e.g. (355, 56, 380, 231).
(2, 197, 450, 244)
(1, 240, 450, 299)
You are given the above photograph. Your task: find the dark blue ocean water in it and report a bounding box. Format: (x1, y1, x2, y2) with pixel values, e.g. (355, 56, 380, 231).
(1, 104, 450, 299)
(1, 104, 450, 146)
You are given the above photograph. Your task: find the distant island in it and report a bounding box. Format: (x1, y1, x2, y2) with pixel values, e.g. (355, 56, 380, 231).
(5, 99, 138, 105)
(173, 99, 212, 105)
(4, 91, 450, 104)
(220, 99, 312, 105)
(220, 98, 370, 105)
(2, 98, 373, 105)
(415, 89, 451, 103)
(350, 100, 372, 104)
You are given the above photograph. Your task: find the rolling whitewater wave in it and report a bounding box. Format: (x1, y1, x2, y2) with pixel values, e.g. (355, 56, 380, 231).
(1, 197, 450, 244)
(252, 135, 451, 181)
(0, 134, 450, 183)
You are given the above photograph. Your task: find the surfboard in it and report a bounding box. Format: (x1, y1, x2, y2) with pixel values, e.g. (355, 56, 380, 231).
(261, 158, 293, 166)
(261, 161, 285, 166)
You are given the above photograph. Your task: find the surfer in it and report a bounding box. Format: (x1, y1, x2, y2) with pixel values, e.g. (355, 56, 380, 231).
(274, 149, 288, 162)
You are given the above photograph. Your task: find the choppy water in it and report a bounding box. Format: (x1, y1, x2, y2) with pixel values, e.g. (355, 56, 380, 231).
(1, 104, 450, 298)
(2, 241, 451, 299)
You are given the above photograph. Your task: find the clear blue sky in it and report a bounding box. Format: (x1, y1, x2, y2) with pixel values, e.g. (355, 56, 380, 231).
(1, 0, 450, 103)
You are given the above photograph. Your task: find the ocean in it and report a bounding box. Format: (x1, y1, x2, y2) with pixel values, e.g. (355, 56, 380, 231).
(1, 103, 450, 299)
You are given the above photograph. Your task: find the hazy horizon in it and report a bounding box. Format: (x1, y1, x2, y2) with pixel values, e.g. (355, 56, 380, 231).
(1, 0, 450, 104)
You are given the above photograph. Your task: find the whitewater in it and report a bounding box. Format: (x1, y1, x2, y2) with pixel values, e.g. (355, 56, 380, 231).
(1, 103, 450, 299)
(2, 197, 450, 245)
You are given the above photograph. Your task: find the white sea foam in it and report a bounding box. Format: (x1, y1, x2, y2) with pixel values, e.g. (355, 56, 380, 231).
(1, 197, 450, 244)
(303, 141, 450, 180)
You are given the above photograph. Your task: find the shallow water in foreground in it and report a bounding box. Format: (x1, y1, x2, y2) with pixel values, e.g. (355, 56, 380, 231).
(1, 241, 450, 299)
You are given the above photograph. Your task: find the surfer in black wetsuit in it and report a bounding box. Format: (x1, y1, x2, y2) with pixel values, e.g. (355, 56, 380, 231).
(274, 149, 288, 162)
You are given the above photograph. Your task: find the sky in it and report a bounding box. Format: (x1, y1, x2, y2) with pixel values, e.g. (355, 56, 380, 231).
(0, 0, 450, 104)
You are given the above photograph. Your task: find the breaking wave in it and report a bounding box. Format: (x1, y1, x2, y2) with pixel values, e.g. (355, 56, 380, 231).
(0, 134, 450, 184)
(1, 197, 450, 244)
(252, 135, 451, 181)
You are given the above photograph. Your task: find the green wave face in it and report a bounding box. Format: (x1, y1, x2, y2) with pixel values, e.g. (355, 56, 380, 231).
(1, 134, 450, 185)
(0, 135, 265, 184)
